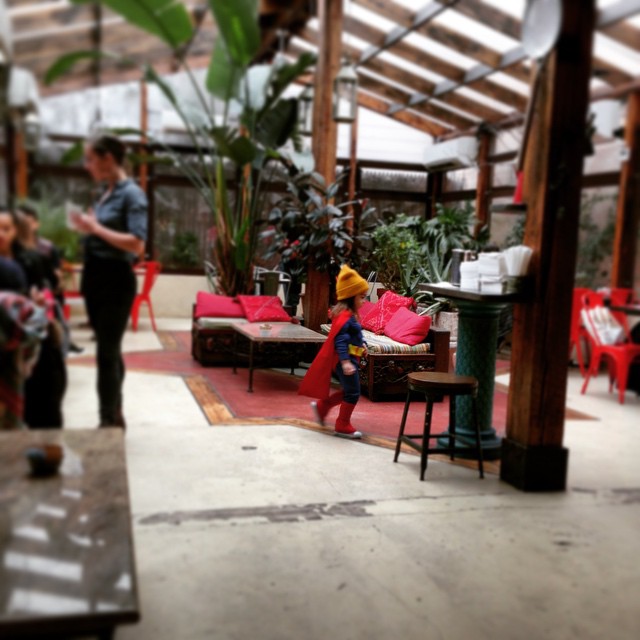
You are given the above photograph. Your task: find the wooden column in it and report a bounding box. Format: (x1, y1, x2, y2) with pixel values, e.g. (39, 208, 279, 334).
(611, 91, 640, 289)
(15, 131, 29, 199)
(424, 171, 443, 219)
(474, 131, 492, 236)
(304, 0, 344, 331)
(138, 80, 149, 192)
(502, 0, 596, 492)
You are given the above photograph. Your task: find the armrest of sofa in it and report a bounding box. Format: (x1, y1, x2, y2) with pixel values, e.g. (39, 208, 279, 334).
(426, 326, 450, 373)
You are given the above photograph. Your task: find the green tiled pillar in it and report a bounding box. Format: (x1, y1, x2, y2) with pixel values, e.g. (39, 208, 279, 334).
(437, 299, 509, 460)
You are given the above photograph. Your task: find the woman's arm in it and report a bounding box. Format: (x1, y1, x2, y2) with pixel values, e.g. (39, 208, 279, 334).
(75, 211, 145, 256)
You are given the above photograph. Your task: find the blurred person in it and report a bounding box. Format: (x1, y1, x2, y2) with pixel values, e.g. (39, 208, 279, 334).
(18, 203, 84, 354)
(0, 207, 66, 428)
(72, 135, 147, 429)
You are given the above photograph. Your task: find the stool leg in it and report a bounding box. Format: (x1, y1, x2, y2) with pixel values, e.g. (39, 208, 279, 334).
(394, 390, 412, 462)
(420, 398, 434, 481)
(449, 394, 456, 461)
(472, 397, 484, 479)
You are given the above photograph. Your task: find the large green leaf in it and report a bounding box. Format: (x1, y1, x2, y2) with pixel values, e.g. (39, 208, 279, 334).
(266, 52, 316, 108)
(207, 0, 259, 66)
(71, 0, 193, 48)
(210, 127, 257, 165)
(45, 50, 123, 85)
(254, 98, 298, 150)
(206, 37, 242, 100)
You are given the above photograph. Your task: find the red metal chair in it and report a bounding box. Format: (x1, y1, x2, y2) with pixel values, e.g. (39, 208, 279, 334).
(569, 287, 591, 376)
(131, 261, 161, 332)
(580, 291, 640, 404)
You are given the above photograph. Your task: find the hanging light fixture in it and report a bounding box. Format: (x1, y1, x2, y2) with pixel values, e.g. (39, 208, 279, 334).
(21, 109, 42, 152)
(298, 83, 314, 136)
(333, 59, 358, 123)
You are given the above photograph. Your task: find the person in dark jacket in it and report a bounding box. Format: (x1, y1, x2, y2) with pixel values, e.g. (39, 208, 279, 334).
(72, 135, 148, 429)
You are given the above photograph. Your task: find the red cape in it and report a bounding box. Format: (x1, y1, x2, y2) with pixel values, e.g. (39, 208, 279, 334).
(298, 310, 351, 400)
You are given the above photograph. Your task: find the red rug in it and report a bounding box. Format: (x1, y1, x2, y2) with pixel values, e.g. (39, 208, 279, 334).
(72, 331, 591, 440)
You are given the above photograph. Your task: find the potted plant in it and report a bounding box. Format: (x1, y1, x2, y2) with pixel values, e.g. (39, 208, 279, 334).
(46, 0, 316, 297)
(258, 171, 355, 314)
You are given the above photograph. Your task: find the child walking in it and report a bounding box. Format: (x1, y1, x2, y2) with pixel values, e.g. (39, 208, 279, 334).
(299, 264, 369, 439)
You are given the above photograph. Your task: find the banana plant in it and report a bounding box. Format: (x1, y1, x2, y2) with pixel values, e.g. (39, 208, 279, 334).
(46, 0, 316, 296)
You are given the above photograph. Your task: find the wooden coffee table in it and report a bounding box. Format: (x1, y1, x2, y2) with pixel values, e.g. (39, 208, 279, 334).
(0, 429, 139, 640)
(232, 322, 326, 392)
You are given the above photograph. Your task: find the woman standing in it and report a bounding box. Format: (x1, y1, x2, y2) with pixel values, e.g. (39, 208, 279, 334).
(74, 135, 147, 428)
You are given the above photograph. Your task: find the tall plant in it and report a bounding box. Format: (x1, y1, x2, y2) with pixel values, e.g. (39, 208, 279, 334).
(46, 0, 315, 296)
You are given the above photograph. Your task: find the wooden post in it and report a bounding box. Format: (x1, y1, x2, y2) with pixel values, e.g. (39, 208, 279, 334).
(425, 171, 443, 219)
(611, 90, 640, 289)
(15, 130, 29, 199)
(474, 130, 492, 236)
(4, 124, 16, 204)
(501, 0, 596, 492)
(304, 0, 344, 331)
(138, 80, 149, 192)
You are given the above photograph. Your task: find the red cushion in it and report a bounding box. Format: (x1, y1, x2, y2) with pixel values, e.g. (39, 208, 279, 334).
(359, 300, 376, 322)
(383, 307, 432, 346)
(361, 291, 416, 334)
(195, 292, 245, 319)
(237, 295, 291, 322)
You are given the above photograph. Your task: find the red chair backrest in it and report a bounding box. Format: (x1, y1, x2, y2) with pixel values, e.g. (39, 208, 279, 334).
(609, 288, 635, 333)
(581, 291, 627, 346)
(570, 288, 591, 342)
(136, 261, 162, 297)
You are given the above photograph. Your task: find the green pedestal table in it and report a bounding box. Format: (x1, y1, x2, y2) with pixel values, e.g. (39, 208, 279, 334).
(420, 284, 524, 460)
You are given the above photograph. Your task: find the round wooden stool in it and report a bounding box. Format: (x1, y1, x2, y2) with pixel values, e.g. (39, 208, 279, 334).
(393, 372, 484, 481)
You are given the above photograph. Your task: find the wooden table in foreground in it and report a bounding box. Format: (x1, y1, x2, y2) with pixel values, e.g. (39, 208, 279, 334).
(419, 284, 526, 460)
(0, 429, 139, 640)
(232, 322, 326, 392)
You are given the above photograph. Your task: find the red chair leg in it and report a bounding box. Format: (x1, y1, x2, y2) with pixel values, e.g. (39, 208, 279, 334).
(147, 298, 157, 332)
(131, 297, 141, 331)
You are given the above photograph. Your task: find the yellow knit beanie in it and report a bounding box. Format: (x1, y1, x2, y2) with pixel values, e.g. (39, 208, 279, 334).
(336, 264, 369, 301)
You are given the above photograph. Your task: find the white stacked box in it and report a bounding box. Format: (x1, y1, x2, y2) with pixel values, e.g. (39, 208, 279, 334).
(459, 261, 479, 291)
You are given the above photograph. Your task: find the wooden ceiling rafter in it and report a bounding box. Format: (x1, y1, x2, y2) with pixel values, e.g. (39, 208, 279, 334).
(298, 25, 504, 123)
(356, 0, 461, 65)
(456, 0, 633, 86)
(353, 0, 531, 86)
(341, 13, 528, 113)
(287, 42, 448, 136)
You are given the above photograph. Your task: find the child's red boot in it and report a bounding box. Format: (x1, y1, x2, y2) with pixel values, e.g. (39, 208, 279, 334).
(310, 391, 343, 426)
(334, 402, 362, 439)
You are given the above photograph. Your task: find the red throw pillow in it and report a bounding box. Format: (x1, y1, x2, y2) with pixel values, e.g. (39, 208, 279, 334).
(195, 292, 245, 319)
(361, 291, 416, 334)
(359, 300, 376, 322)
(237, 295, 291, 322)
(383, 307, 432, 346)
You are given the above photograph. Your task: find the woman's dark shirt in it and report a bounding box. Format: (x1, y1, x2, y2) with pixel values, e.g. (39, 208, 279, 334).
(0, 257, 28, 294)
(84, 179, 148, 263)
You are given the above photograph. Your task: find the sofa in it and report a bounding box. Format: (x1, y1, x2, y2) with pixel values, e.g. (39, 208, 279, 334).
(191, 292, 307, 368)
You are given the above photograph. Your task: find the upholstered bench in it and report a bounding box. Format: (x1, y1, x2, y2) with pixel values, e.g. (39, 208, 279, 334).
(320, 324, 450, 401)
(192, 315, 248, 365)
(191, 292, 297, 367)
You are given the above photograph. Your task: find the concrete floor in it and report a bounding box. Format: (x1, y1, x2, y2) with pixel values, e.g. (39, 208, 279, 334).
(63, 317, 640, 640)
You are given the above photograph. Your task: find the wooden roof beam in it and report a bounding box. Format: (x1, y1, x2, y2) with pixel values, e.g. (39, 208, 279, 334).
(342, 14, 527, 113)
(357, 0, 460, 65)
(597, 0, 640, 28)
(356, 72, 475, 131)
(355, 91, 445, 136)
(353, 0, 531, 85)
(297, 27, 504, 122)
(456, 0, 633, 86)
